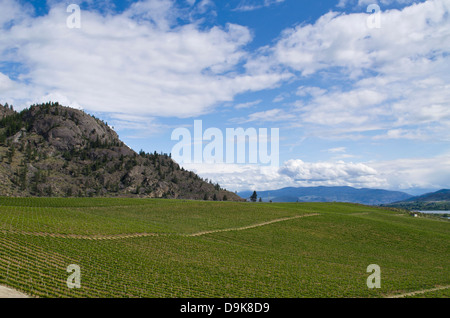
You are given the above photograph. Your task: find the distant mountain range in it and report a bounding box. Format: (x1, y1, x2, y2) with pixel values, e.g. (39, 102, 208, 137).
(384, 189, 450, 211)
(238, 186, 414, 205)
(400, 189, 450, 202)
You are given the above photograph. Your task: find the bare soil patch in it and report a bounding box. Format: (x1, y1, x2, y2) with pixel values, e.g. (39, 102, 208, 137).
(0, 285, 30, 298)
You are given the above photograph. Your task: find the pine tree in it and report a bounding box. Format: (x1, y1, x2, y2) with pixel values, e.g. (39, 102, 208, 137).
(250, 191, 258, 202)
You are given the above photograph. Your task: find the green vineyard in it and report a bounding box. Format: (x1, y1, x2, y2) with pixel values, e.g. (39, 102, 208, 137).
(0, 197, 449, 298)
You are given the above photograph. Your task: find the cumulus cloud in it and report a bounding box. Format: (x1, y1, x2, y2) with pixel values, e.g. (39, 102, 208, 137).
(0, 73, 16, 93)
(184, 153, 450, 192)
(275, 0, 450, 75)
(183, 163, 290, 192)
(370, 154, 450, 190)
(0, 0, 32, 27)
(0, 0, 289, 117)
(296, 87, 388, 126)
(279, 159, 383, 185)
(184, 159, 387, 192)
(266, 0, 450, 140)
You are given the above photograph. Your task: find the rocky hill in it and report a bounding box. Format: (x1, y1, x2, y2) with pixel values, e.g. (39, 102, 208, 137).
(0, 102, 243, 201)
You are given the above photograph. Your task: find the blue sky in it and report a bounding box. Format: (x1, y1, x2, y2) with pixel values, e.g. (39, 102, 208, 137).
(1, 0, 449, 194)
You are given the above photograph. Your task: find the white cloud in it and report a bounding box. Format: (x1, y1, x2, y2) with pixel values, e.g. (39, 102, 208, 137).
(296, 86, 327, 97)
(328, 147, 347, 153)
(274, 1, 450, 75)
(337, 0, 424, 8)
(184, 160, 384, 192)
(0, 0, 288, 117)
(125, 0, 177, 30)
(0, 73, 15, 92)
(183, 163, 289, 192)
(0, 0, 32, 27)
(107, 113, 171, 138)
(296, 88, 387, 126)
(232, 108, 296, 124)
(268, 0, 450, 140)
(234, 0, 286, 12)
(234, 99, 262, 109)
(370, 154, 450, 190)
(184, 154, 450, 192)
(279, 159, 383, 185)
(373, 128, 427, 140)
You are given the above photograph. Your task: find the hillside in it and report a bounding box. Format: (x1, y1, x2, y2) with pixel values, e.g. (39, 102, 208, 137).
(385, 189, 450, 211)
(0, 102, 242, 201)
(0, 198, 448, 298)
(403, 189, 450, 202)
(238, 186, 413, 205)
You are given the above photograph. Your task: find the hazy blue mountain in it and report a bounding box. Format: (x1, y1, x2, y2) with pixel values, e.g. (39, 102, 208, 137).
(384, 189, 450, 211)
(401, 189, 450, 202)
(238, 186, 413, 205)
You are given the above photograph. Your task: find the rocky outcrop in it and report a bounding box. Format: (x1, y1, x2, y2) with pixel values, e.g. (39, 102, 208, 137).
(0, 102, 244, 201)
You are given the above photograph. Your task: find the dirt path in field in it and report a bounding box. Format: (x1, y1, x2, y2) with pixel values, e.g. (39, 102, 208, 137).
(1, 213, 320, 240)
(386, 285, 450, 298)
(0, 285, 30, 298)
(187, 213, 320, 237)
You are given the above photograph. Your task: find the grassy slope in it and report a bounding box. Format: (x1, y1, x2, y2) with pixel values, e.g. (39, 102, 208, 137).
(0, 198, 448, 298)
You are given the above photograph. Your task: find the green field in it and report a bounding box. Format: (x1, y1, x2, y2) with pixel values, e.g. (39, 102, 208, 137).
(0, 197, 448, 298)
